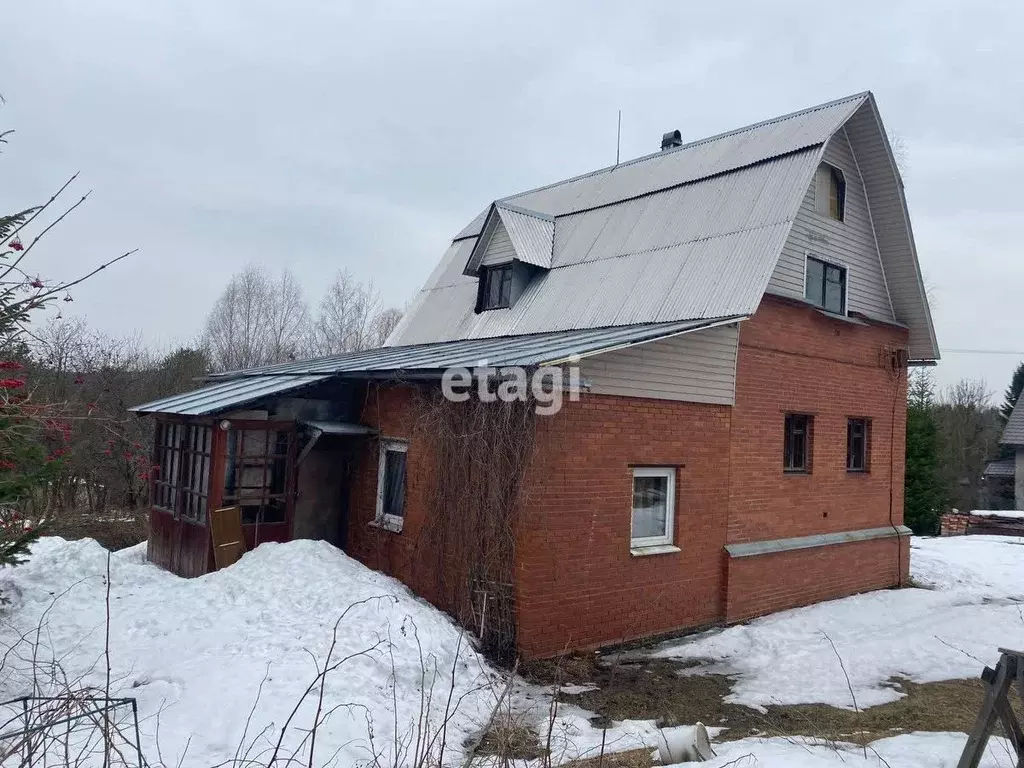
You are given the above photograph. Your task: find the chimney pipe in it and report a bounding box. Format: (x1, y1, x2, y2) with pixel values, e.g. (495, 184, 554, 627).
(661, 130, 682, 151)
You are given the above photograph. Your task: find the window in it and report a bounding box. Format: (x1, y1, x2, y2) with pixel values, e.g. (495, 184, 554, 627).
(783, 414, 813, 473)
(376, 440, 408, 531)
(631, 467, 675, 548)
(223, 428, 293, 525)
(480, 265, 513, 310)
(847, 418, 870, 473)
(805, 256, 846, 315)
(153, 422, 212, 522)
(815, 163, 846, 221)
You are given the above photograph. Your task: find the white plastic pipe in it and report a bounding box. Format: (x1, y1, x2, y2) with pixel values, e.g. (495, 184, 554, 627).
(656, 722, 715, 763)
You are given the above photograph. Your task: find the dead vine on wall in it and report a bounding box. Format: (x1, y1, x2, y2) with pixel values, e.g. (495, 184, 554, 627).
(413, 387, 537, 660)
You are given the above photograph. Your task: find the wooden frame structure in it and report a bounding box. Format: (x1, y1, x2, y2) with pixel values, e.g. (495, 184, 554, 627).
(958, 648, 1024, 768)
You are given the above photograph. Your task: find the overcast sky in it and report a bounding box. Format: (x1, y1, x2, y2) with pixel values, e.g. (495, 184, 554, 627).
(1, 1, 1022, 394)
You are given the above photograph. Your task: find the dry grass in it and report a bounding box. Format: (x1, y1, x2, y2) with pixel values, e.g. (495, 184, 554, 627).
(46, 511, 148, 551)
(559, 748, 654, 768)
(523, 654, 1017, 749)
(477, 722, 546, 761)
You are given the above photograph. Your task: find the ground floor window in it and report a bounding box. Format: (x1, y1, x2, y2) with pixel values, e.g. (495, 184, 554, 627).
(631, 467, 675, 548)
(153, 422, 212, 522)
(223, 428, 293, 525)
(376, 440, 408, 531)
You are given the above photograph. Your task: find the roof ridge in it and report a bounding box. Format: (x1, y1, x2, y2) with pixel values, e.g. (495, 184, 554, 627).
(497, 91, 870, 206)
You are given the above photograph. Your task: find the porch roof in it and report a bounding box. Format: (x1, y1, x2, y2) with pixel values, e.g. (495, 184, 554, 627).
(131, 317, 741, 416)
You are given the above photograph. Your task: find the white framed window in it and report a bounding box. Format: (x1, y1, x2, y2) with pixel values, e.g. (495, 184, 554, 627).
(804, 255, 847, 315)
(375, 439, 408, 532)
(630, 467, 675, 549)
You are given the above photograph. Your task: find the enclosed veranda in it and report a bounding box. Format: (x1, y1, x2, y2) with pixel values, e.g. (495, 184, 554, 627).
(131, 376, 377, 577)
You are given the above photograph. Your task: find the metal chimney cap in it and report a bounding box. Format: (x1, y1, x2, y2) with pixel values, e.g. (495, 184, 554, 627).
(661, 130, 683, 150)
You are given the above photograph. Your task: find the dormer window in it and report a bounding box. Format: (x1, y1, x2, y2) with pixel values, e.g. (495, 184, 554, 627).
(480, 264, 513, 310)
(815, 163, 846, 221)
(805, 255, 846, 315)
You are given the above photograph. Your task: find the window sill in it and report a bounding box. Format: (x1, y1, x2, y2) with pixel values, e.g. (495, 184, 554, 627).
(369, 516, 404, 534)
(630, 544, 681, 557)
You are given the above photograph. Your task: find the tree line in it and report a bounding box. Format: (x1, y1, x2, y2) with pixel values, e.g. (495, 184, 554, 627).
(904, 363, 1024, 534)
(203, 264, 404, 371)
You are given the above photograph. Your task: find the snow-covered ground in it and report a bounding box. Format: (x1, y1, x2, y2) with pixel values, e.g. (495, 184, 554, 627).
(969, 509, 1024, 520)
(653, 535, 1024, 710)
(0, 535, 1021, 767)
(0, 538, 501, 767)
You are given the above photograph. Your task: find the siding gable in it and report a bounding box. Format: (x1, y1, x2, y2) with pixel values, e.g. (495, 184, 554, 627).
(479, 218, 517, 267)
(580, 323, 739, 405)
(766, 130, 895, 322)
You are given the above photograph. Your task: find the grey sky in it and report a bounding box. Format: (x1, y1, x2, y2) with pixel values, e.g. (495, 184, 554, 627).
(1, 1, 1021, 395)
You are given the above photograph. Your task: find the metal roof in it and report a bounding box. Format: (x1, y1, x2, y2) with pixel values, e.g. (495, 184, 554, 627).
(390, 91, 939, 362)
(455, 92, 868, 238)
(1003, 399, 1024, 445)
(214, 317, 741, 378)
(130, 374, 331, 416)
(132, 319, 743, 417)
(302, 421, 377, 436)
(983, 458, 1017, 478)
(389, 150, 810, 345)
(465, 203, 555, 275)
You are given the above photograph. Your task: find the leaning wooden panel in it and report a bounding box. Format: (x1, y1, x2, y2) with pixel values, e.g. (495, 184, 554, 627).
(210, 506, 247, 571)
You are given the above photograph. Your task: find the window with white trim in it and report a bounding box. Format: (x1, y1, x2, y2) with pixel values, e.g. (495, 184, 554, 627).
(630, 467, 675, 548)
(805, 256, 846, 315)
(376, 440, 408, 531)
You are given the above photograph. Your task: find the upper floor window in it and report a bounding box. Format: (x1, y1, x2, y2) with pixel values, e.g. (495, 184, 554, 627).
(480, 264, 513, 310)
(805, 256, 846, 315)
(847, 418, 870, 473)
(815, 163, 846, 221)
(783, 414, 813, 473)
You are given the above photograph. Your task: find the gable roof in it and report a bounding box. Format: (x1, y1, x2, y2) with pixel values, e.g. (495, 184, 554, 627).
(1003, 398, 1024, 445)
(465, 202, 555, 274)
(388, 91, 939, 362)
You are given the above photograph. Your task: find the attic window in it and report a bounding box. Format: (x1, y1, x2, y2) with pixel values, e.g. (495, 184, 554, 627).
(805, 256, 846, 314)
(815, 163, 846, 221)
(480, 264, 513, 310)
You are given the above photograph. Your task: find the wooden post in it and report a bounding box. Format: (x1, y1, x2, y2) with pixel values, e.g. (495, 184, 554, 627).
(958, 649, 1024, 768)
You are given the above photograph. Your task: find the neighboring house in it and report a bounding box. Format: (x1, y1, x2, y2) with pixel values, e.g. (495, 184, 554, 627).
(131, 91, 938, 658)
(999, 399, 1024, 509)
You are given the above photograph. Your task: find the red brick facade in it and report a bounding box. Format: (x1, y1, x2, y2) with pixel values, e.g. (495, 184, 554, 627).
(343, 296, 912, 658)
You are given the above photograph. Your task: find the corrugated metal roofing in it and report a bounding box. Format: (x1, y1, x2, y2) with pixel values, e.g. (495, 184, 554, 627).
(455, 92, 867, 238)
(215, 318, 740, 378)
(302, 421, 377, 436)
(983, 458, 1017, 478)
(1002, 399, 1024, 445)
(496, 204, 554, 269)
(389, 150, 811, 345)
(130, 374, 331, 416)
(391, 91, 939, 362)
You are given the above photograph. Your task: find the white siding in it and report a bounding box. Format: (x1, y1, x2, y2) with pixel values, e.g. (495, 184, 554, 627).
(480, 219, 516, 266)
(580, 323, 739, 405)
(767, 130, 895, 322)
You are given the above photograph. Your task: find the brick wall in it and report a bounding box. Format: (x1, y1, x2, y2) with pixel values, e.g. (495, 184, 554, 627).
(725, 534, 910, 623)
(516, 395, 732, 657)
(341, 296, 913, 657)
(724, 295, 910, 618)
(940, 511, 969, 536)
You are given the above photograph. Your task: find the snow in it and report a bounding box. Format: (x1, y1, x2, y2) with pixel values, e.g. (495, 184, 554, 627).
(0, 537, 501, 767)
(696, 732, 1014, 767)
(969, 509, 1024, 520)
(651, 536, 1024, 710)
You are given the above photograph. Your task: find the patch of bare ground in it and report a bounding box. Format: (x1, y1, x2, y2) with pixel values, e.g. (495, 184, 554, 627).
(521, 653, 1022, 748)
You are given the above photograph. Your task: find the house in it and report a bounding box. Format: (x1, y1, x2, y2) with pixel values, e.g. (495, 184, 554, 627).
(998, 398, 1024, 509)
(131, 91, 938, 659)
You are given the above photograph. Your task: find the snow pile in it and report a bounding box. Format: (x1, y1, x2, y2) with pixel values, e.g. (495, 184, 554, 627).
(653, 536, 1024, 709)
(0, 537, 501, 767)
(697, 732, 1012, 767)
(969, 509, 1024, 520)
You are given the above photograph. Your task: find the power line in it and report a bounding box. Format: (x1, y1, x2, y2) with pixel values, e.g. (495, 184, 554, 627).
(942, 349, 1024, 356)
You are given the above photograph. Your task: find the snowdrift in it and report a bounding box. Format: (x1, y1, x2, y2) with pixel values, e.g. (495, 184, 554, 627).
(0, 537, 500, 767)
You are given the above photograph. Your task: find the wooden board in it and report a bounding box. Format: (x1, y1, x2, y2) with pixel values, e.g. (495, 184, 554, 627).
(210, 506, 247, 570)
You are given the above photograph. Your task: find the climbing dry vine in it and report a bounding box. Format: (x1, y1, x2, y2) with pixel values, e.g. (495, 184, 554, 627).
(412, 385, 538, 660)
